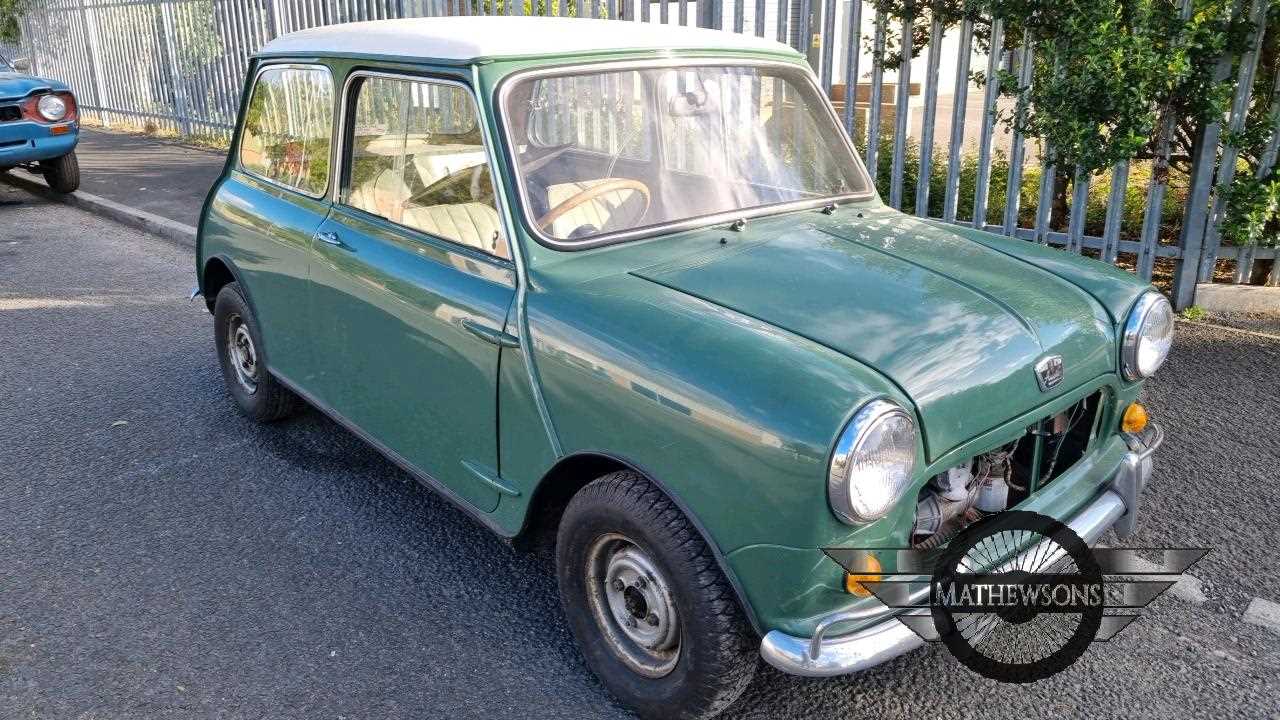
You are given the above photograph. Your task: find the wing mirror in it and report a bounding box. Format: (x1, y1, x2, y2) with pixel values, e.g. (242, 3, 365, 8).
(11, 57, 31, 72)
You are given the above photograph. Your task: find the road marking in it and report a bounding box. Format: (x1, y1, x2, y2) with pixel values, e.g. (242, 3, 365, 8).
(1093, 544, 1207, 604)
(0, 294, 178, 310)
(0, 298, 105, 310)
(1243, 598, 1280, 636)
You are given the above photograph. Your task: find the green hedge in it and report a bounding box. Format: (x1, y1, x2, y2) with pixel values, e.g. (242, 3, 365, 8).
(869, 136, 1189, 244)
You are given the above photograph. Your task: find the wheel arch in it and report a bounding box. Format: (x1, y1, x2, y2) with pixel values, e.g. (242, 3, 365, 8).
(200, 254, 261, 318)
(201, 255, 236, 312)
(517, 450, 764, 637)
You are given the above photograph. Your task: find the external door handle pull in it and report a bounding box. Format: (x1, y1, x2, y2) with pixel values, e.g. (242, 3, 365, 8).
(315, 231, 343, 247)
(461, 318, 520, 348)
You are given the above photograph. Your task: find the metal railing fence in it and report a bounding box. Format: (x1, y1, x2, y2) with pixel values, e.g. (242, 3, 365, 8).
(8, 0, 1279, 307)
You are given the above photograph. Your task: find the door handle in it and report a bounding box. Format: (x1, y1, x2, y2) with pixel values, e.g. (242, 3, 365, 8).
(461, 318, 520, 348)
(314, 231, 345, 248)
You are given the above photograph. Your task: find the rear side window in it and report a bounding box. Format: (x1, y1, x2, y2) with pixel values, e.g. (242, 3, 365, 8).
(240, 65, 334, 197)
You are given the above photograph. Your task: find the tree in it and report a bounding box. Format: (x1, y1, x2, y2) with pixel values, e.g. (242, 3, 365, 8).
(1, 0, 27, 44)
(476, 0, 609, 15)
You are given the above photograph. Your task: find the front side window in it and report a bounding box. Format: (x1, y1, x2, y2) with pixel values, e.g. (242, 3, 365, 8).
(240, 65, 334, 197)
(341, 75, 507, 259)
(502, 63, 871, 246)
(0, 54, 13, 73)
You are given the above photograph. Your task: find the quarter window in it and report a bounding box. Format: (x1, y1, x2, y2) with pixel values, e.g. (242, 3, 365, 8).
(342, 75, 507, 259)
(240, 65, 334, 197)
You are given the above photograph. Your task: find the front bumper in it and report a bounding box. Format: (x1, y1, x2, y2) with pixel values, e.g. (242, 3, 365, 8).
(0, 120, 78, 165)
(759, 422, 1163, 677)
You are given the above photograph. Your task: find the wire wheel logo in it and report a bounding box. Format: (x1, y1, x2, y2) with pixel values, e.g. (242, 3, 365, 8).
(929, 511, 1102, 682)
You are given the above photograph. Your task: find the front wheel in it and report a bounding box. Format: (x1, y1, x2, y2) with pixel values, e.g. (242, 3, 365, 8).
(41, 151, 80, 193)
(557, 471, 757, 720)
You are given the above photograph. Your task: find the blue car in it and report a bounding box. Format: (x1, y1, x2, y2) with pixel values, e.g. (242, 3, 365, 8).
(0, 52, 79, 193)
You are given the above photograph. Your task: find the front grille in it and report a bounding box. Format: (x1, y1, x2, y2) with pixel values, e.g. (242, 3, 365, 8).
(0, 105, 21, 123)
(910, 390, 1106, 548)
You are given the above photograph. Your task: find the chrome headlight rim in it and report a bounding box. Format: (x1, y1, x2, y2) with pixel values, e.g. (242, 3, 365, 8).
(36, 93, 66, 121)
(828, 399, 917, 525)
(1121, 292, 1174, 381)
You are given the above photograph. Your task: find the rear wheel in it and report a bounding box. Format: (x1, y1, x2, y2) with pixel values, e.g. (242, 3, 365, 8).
(213, 282, 298, 422)
(556, 471, 757, 720)
(41, 151, 79, 193)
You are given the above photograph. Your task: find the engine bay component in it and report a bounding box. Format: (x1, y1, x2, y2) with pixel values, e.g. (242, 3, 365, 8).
(911, 445, 1019, 547)
(974, 447, 1016, 511)
(934, 465, 971, 502)
(974, 467, 1010, 513)
(911, 460, 983, 547)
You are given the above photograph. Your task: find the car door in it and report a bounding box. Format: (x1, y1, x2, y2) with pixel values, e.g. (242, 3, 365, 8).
(307, 70, 516, 513)
(210, 62, 337, 381)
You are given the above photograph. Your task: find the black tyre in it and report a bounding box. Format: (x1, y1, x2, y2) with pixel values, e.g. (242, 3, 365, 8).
(213, 282, 298, 422)
(41, 151, 80, 193)
(557, 471, 757, 720)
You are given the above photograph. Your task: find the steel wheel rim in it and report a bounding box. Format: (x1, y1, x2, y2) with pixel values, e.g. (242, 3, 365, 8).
(226, 313, 259, 395)
(585, 533, 681, 678)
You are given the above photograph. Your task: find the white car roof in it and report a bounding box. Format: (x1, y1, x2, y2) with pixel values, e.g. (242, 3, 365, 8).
(258, 16, 799, 62)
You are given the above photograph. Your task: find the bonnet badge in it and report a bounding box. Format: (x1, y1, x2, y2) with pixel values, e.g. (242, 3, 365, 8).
(1035, 355, 1064, 391)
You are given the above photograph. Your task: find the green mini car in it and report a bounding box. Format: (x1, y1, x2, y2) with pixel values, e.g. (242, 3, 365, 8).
(196, 16, 1171, 718)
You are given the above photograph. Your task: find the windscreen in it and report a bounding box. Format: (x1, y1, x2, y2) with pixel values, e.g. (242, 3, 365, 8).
(502, 63, 871, 245)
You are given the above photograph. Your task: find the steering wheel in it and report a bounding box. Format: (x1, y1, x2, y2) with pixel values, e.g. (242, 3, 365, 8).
(536, 179, 651, 234)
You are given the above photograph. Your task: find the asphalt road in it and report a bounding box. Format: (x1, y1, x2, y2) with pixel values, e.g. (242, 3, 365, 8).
(1, 183, 1278, 719)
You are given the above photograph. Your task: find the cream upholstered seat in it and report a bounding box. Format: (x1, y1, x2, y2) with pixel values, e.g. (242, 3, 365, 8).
(348, 168, 412, 222)
(402, 202, 508, 257)
(411, 145, 488, 187)
(347, 167, 507, 257)
(544, 179, 646, 238)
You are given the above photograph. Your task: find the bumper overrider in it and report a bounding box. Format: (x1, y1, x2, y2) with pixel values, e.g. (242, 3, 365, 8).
(759, 422, 1164, 677)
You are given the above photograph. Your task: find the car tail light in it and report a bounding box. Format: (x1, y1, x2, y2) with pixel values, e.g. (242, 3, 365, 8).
(20, 91, 77, 124)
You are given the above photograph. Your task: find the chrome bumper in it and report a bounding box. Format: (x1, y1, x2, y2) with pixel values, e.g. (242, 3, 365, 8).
(760, 423, 1163, 677)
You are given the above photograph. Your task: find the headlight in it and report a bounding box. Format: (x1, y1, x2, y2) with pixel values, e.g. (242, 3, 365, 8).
(828, 399, 917, 524)
(1121, 292, 1174, 380)
(36, 93, 67, 121)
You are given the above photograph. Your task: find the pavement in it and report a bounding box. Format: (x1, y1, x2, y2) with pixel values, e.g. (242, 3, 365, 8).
(7, 127, 225, 228)
(3, 139, 1280, 718)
